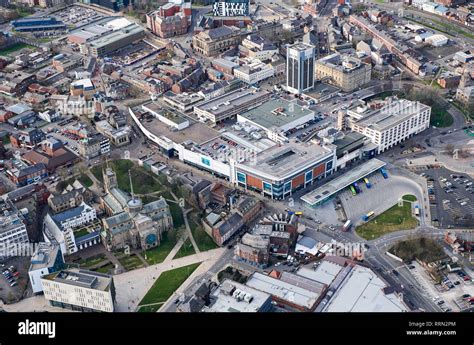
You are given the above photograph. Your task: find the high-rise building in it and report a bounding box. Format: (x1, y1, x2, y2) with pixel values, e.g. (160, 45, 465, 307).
(286, 42, 315, 94)
(213, 0, 250, 16)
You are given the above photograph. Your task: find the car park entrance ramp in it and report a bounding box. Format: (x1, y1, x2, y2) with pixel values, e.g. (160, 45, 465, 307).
(301, 159, 386, 207)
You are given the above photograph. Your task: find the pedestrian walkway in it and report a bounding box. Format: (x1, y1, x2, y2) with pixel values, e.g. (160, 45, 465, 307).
(168, 190, 201, 254)
(162, 235, 186, 263)
(114, 247, 225, 312)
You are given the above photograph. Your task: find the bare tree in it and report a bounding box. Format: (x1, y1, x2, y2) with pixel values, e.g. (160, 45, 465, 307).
(444, 144, 455, 156)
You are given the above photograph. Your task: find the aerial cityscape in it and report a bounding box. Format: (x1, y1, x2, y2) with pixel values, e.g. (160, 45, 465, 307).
(0, 0, 473, 321)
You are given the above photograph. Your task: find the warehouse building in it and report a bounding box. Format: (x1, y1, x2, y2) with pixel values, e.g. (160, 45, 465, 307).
(246, 271, 326, 311)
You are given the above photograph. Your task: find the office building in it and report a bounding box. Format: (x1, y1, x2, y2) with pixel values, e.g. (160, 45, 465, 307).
(286, 42, 315, 95)
(347, 98, 431, 154)
(28, 243, 65, 294)
(0, 199, 29, 247)
(315, 53, 371, 92)
(41, 269, 115, 312)
(213, 0, 250, 16)
(192, 26, 242, 57)
(234, 59, 274, 85)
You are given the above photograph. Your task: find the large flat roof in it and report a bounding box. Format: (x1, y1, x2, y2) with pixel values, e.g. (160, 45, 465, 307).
(43, 268, 112, 291)
(323, 265, 407, 312)
(301, 158, 386, 206)
(237, 140, 334, 180)
(350, 99, 430, 132)
(195, 88, 270, 118)
(88, 23, 143, 49)
(238, 98, 314, 129)
(204, 279, 271, 312)
(246, 272, 322, 310)
(297, 261, 344, 285)
(133, 106, 219, 145)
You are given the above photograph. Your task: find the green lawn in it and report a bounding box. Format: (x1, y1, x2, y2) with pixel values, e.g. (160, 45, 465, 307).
(138, 263, 200, 306)
(91, 160, 164, 194)
(161, 191, 185, 228)
(118, 254, 144, 271)
(77, 174, 93, 188)
(402, 194, 417, 202)
(356, 201, 419, 240)
(143, 231, 177, 265)
(137, 304, 163, 312)
(0, 43, 33, 56)
(188, 214, 218, 251)
(93, 263, 115, 274)
(173, 238, 196, 259)
(79, 254, 107, 268)
(74, 229, 90, 238)
(430, 105, 453, 128)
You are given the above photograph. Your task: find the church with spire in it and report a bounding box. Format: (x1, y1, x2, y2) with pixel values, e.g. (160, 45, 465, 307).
(99, 164, 174, 252)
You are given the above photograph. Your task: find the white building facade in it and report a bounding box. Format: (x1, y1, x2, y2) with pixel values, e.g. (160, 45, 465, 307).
(41, 269, 115, 312)
(348, 99, 431, 153)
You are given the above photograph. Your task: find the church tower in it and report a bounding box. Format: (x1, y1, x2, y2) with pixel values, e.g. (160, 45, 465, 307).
(103, 160, 118, 192)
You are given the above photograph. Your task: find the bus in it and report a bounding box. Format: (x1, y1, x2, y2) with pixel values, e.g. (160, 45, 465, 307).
(350, 185, 357, 196)
(380, 168, 388, 179)
(354, 182, 361, 193)
(362, 211, 375, 221)
(364, 177, 372, 189)
(342, 220, 352, 231)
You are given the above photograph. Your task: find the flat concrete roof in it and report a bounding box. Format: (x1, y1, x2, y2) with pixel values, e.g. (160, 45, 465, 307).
(323, 265, 407, 312)
(195, 89, 270, 118)
(301, 158, 386, 206)
(135, 106, 219, 145)
(238, 140, 334, 180)
(246, 272, 321, 310)
(205, 279, 271, 312)
(88, 24, 143, 49)
(143, 102, 188, 125)
(297, 261, 344, 285)
(238, 98, 314, 129)
(350, 99, 430, 132)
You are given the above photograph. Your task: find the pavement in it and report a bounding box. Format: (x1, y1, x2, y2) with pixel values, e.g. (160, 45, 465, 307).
(114, 247, 225, 312)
